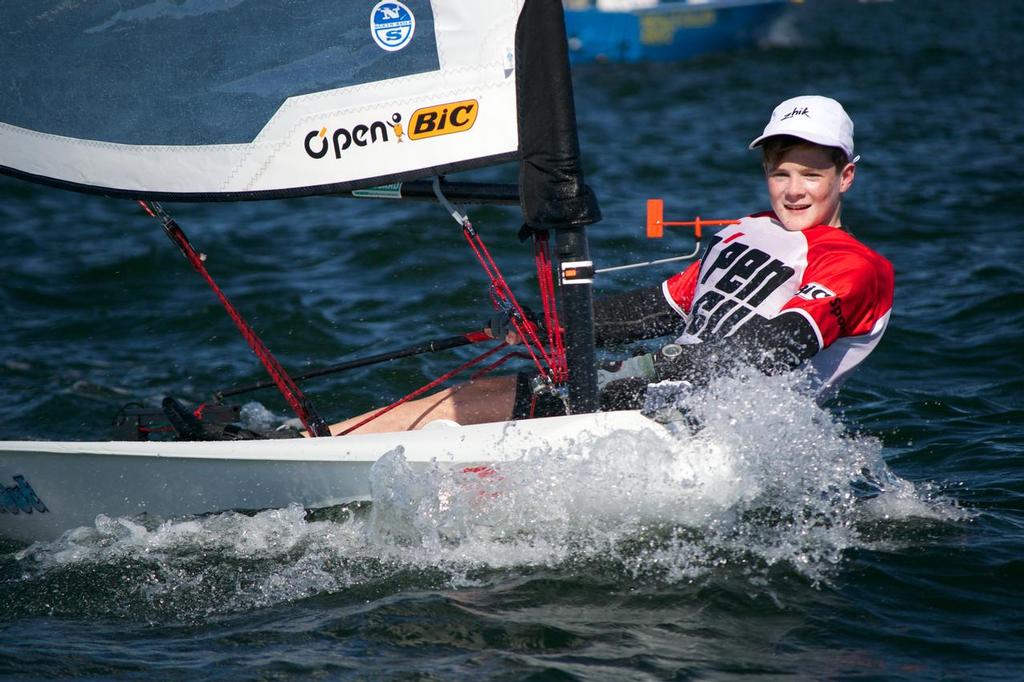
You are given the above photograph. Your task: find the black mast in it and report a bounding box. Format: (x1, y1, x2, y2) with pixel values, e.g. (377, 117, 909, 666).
(515, 0, 602, 413)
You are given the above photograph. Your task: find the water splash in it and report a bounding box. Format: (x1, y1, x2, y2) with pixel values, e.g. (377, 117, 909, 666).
(355, 367, 947, 585)
(5, 369, 960, 620)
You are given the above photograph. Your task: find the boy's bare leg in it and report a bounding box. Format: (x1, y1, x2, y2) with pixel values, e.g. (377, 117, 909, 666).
(328, 374, 519, 435)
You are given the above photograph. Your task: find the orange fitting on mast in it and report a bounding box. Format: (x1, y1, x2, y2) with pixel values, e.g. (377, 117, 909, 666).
(646, 198, 665, 238)
(645, 198, 739, 240)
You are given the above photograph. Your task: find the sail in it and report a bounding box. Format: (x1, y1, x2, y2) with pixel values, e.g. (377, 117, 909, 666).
(0, 1, 528, 200)
(2, 0, 602, 407)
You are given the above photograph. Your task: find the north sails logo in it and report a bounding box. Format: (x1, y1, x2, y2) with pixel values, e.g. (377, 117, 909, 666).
(780, 106, 810, 121)
(1, 475, 48, 514)
(371, 1, 416, 52)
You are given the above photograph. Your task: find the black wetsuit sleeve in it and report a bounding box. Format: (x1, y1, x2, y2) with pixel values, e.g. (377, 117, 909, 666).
(593, 284, 684, 346)
(652, 310, 822, 386)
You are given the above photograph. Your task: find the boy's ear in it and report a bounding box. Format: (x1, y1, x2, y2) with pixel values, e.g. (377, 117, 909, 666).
(839, 163, 856, 192)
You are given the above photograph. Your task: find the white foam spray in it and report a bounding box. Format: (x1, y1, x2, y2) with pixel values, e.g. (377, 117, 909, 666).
(12, 368, 963, 618)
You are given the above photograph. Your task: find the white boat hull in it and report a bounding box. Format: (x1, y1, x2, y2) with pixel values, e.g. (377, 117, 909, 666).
(1, 411, 664, 543)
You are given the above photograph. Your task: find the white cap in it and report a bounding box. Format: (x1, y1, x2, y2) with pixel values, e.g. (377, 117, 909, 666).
(749, 95, 858, 162)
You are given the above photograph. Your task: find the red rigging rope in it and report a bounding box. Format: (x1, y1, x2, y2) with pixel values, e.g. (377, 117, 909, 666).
(461, 222, 555, 378)
(338, 341, 510, 435)
(470, 350, 533, 381)
(138, 201, 331, 437)
(138, 192, 564, 438)
(532, 231, 567, 384)
(138, 186, 571, 435)
(431, 178, 565, 385)
(341, 185, 570, 433)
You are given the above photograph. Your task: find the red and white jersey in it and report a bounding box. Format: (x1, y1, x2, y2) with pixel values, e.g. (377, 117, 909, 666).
(661, 213, 894, 399)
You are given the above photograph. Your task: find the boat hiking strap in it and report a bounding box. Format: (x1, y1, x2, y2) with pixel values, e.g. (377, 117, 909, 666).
(137, 201, 332, 438)
(432, 177, 566, 384)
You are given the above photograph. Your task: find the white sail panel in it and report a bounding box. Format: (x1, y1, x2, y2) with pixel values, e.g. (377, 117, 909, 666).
(0, 1, 524, 199)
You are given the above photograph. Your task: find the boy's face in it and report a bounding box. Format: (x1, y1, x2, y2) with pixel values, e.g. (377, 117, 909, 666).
(765, 144, 855, 231)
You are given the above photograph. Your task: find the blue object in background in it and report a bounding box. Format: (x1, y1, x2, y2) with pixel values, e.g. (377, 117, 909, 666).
(564, 0, 793, 63)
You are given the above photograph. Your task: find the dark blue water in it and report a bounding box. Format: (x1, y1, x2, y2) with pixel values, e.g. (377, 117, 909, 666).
(2, 1, 1023, 679)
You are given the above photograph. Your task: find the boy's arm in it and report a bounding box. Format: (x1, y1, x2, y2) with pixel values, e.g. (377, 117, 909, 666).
(593, 284, 685, 346)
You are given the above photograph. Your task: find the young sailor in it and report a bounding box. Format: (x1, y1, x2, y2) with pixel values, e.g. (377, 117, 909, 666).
(329, 95, 894, 434)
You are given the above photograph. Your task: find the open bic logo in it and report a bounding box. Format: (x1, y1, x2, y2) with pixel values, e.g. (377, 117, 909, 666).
(409, 100, 478, 140)
(371, 1, 416, 52)
(303, 100, 478, 159)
